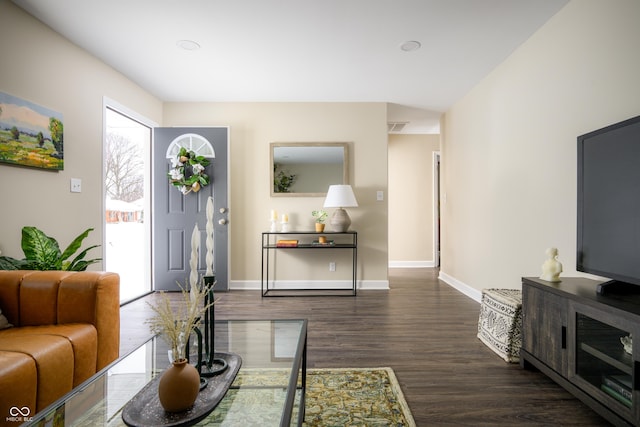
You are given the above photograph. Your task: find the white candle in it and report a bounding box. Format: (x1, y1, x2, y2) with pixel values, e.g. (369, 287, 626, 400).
(205, 197, 214, 276)
(189, 224, 199, 291)
(282, 213, 289, 223)
(271, 209, 278, 221)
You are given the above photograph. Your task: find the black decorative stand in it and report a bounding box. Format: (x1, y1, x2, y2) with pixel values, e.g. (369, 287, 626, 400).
(194, 275, 227, 377)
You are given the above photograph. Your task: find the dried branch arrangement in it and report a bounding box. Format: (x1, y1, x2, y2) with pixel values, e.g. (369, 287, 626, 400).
(146, 280, 215, 362)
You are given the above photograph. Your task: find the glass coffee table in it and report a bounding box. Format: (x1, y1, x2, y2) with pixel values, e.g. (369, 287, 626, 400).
(27, 319, 307, 427)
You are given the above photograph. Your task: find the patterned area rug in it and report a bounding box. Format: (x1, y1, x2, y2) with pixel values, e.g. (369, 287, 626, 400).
(199, 367, 415, 426)
(45, 367, 414, 426)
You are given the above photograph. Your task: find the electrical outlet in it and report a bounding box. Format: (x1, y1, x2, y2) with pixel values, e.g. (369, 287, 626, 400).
(329, 262, 336, 272)
(70, 178, 82, 193)
(377, 190, 384, 201)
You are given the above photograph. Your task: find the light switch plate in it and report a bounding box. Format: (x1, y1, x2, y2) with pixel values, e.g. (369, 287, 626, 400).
(376, 190, 384, 201)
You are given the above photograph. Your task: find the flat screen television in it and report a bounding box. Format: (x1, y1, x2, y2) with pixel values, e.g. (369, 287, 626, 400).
(577, 115, 640, 295)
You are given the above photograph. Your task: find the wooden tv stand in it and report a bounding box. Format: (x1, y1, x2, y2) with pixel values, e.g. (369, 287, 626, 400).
(521, 277, 640, 427)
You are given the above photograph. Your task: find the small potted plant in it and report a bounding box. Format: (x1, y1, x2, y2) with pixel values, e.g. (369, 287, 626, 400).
(312, 210, 328, 232)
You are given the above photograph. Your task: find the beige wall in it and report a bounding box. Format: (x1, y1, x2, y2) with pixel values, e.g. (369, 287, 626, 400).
(388, 134, 440, 266)
(163, 102, 389, 286)
(440, 0, 640, 299)
(0, 0, 162, 263)
(0, 0, 389, 287)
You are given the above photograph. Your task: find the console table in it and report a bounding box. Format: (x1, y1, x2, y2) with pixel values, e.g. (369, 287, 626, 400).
(261, 231, 357, 297)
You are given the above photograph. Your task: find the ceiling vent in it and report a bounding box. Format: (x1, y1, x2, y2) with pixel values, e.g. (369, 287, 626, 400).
(388, 122, 408, 133)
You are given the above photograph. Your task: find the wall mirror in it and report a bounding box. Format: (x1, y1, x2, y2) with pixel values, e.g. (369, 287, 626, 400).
(271, 142, 349, 197)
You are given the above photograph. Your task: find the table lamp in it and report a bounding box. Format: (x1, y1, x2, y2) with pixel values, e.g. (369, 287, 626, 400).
(323, 185, 358, 232)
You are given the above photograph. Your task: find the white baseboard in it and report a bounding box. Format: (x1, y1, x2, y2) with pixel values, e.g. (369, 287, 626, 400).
(360, 280, 391, 290)
(437, 271, 482, 303)
(389, 260, 435, 268)
(230, 280, 389, 291)
(231, 274, 478, 300)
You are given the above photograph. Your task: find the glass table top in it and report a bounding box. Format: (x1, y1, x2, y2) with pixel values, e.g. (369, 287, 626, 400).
(27, 319, 307, 427)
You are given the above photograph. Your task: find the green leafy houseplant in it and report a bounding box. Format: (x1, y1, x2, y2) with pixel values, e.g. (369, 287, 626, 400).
(312, 210, 328, 232)
(0, 226, 101, 271)
(312, 210, 328, 224)
(273, 164, 296, 193)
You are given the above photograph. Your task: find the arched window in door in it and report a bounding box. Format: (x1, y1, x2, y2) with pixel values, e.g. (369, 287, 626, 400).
(165, 133, 216, 159)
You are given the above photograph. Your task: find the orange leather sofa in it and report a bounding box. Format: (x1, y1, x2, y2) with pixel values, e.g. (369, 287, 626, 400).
(0, 270, 120, 423)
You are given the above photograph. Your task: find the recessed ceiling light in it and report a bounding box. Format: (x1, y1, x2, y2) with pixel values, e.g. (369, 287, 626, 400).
(176, 40, 201, 51)
(400, 40, 421, 52)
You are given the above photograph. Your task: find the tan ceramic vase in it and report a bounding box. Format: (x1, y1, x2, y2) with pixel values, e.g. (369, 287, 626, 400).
(158, 360, 200, 412)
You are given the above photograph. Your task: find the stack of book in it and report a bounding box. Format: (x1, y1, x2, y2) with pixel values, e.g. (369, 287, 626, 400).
(601, 375, 632, 407)
(276, 240, 298, 247)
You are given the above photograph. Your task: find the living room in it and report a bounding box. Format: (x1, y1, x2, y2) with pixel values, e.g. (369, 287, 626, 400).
(1, 0, 638, 298)
(1, 0, 639, 425)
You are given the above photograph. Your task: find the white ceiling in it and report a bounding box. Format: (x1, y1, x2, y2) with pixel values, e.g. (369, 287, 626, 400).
(13, 0, 568, 134)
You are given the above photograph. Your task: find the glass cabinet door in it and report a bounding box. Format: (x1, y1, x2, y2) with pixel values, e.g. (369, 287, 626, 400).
(569, 302, 636, 423)
(576, 314, 632, 405)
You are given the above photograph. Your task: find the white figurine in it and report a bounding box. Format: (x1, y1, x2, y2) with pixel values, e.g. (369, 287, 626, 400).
(540, 247, 563, 282)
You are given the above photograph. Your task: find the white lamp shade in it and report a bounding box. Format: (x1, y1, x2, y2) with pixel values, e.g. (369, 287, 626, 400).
(323, 185, 358, 208)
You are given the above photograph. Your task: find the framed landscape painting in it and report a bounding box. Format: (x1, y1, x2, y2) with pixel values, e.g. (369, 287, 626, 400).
(0, 92, 64, 170)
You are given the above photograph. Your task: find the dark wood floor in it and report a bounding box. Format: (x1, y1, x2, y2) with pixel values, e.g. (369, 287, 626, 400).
(119, 268, 610, 426)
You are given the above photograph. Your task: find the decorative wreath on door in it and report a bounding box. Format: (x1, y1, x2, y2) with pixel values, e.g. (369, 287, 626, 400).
(168, 147, 211, 195)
